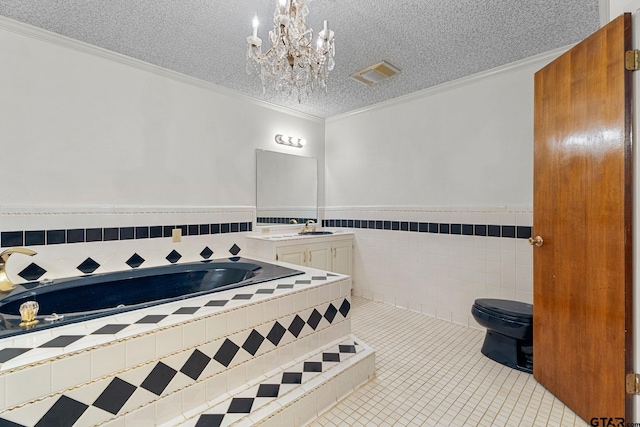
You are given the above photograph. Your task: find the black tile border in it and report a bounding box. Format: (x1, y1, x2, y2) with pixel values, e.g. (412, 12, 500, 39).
(257, 217, 317, 225)
(1, 222, 253, 248)
(321, 219, 532, 239)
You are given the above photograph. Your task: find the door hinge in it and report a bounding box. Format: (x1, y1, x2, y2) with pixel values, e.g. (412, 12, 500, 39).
(626, 373, 640, 394)
(625, 50, 640, 71)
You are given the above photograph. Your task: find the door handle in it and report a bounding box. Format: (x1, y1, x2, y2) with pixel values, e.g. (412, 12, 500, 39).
(528, 236, 544, 247)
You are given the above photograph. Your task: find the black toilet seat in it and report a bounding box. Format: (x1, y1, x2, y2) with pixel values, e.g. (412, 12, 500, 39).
(473, 298, 532, 322)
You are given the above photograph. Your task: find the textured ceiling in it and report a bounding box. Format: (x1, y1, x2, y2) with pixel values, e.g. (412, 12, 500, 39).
(0, 1, 600, 118)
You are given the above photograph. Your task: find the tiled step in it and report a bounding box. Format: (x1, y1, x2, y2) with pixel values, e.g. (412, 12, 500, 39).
(164, 335, 375, 427)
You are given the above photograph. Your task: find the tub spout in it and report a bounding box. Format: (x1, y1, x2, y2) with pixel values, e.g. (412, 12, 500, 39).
(0, 248, 37, 292)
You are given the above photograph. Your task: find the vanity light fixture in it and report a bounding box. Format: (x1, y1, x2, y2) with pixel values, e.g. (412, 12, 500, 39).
(275, 134, 306, 148)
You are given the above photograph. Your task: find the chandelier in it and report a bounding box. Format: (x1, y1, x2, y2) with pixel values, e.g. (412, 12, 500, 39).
(246, 0, 335, 102)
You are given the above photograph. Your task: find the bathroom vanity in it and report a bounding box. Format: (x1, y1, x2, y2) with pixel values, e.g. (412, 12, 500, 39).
(246, 231, 353, 277)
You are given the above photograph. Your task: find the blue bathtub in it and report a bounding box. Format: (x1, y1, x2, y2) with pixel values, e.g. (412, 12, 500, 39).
(0, 257, 303, 337)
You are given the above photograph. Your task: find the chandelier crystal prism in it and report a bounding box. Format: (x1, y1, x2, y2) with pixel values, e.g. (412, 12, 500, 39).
(246, 0, 335, 102)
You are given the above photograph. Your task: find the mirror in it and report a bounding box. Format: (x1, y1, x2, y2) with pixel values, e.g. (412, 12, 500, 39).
(256, 150, 317, 225)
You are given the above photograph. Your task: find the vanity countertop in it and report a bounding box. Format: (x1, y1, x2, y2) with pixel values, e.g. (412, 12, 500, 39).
(246, 229, 354, 242)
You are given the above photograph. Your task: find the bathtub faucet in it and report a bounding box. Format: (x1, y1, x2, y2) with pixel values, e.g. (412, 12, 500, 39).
(0, 248, 37, 292)
(301, 220, 316, 233)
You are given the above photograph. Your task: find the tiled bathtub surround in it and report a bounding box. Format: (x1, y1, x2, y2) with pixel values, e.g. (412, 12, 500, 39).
(322, 206, 533, 328)
(0, 222, 253, 248)
(0, 264, 358, 426)
(0, 206, 255, 285)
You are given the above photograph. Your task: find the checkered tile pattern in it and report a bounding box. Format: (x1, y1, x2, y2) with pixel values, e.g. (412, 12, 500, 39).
(0, 297, 351, 427)
(0, 273, 340, 369)
(176, 338, 365, 427)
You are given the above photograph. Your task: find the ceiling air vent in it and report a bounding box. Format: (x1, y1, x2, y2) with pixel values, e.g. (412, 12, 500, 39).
(351, 61, 400, 85)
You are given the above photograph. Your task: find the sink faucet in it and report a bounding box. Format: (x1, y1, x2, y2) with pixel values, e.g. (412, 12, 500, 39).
(0, 248, 37, 292)
(301, 220, 316, 233)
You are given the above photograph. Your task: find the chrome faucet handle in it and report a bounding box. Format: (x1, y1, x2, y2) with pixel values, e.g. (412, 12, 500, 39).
(0, 248, 37, 292)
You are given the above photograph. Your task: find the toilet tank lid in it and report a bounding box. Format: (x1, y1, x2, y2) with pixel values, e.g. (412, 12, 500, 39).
(474, 299, 532, 318)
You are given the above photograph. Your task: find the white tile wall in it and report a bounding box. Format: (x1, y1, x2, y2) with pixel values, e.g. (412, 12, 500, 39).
(0, 205, 256, 284)
(325, 206, 533, 328)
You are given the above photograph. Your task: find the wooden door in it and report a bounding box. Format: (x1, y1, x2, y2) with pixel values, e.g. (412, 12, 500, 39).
(533, 13, 633, 422)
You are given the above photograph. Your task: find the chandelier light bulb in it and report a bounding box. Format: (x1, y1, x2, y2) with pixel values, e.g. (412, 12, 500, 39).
(252, 14, 259, 38)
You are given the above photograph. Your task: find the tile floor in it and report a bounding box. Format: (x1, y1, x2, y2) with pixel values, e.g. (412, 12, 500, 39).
(310, 297, 588, 427)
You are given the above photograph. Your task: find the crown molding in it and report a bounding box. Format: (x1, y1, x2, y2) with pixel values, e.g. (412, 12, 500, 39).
(599, 0, 611, 26)
(0, 15, 324, 124)
(326, 45, 573, 123)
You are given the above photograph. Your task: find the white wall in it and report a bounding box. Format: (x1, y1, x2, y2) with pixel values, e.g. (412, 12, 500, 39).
(322, 52, 563, 325)
(0, 17, 325, 208)
(325, 62, 540, 208)
(0, 17, 324, 282)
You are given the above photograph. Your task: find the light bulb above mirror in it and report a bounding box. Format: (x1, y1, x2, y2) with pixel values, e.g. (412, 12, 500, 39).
(275, 134, 307, 148)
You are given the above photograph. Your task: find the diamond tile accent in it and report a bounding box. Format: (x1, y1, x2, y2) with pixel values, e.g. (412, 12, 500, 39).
(39, 335, 84, 348)
(323, 352, 340, 362)
(256, 384, 280, 398)
(307, 309, 322, 330)
(91, 324, 129, 335)
(232, 294, 253, 300)
(205, 300, 228, 307)
(339, 344, 357, 354)
(213, 339, 240, 367)
(77, 257, 100, 274)
(288, 315, 305, 338)
(277, 284, 294, 289)
(180, 349, 211, 381)
(140, 362, 177, 396)
(229, 244, 241, 256)
(173, 307, 200, 315)
(136, 315, 168, 324)
(0, 348, 31, 363)
(92, 377, 137, 415)
(200, 246, 214, 259)
(267, 322, 287, 346)
(282, 372, 303, 384)
(36, 395, 88, 427)
(227, 397, 254, 414)
(295, 279, 311, 285)
(256, 289, 275, 294)
(303, 361, 323, 372)
(324, 303, 338, 323)
(166, 249, 182, 264)
(125, 253, 145, 268)
(242, 330, 265, 356)
(18, 262, 47, 281)
(339, 299, 351, 317)
(195, 414, 224, 427)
